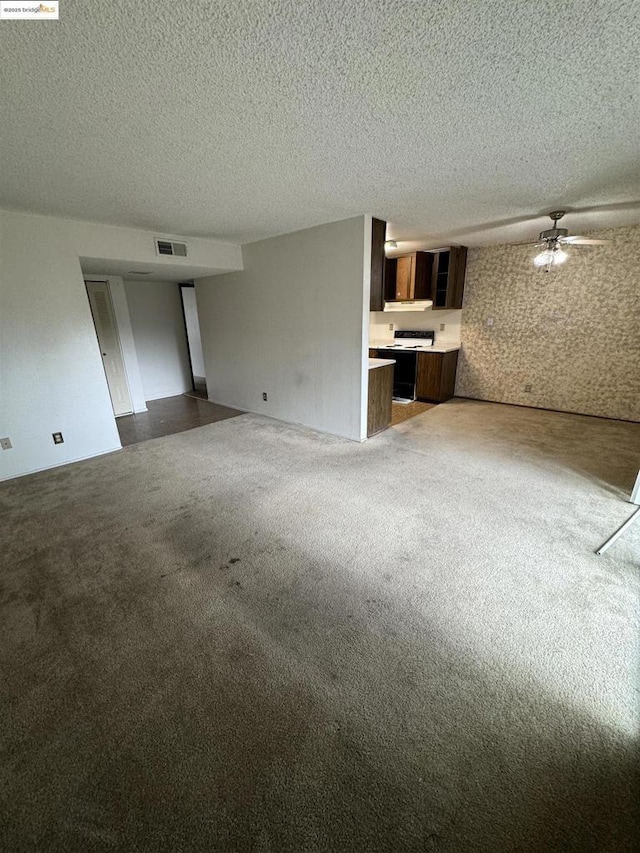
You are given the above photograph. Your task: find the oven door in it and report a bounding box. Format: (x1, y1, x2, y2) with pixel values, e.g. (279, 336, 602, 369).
(377, 349, 417, 401)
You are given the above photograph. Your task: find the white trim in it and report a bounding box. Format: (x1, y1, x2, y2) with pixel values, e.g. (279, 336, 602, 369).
(0, 446, 122, 483)
(360, 215, 373, 441)
(143, 391, 190, 402)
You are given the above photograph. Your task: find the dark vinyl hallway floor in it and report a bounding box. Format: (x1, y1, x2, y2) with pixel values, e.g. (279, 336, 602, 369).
(117, 395, 243, 446)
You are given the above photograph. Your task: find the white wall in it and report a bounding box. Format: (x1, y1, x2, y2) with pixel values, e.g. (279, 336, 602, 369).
(196, 216, 369, 441)
(76, 220, 242, 277)
(0, 213, 120, 479)
(0, 209, 242, 480)
(369, 308, 462, 347)
(181, 287, 206, 378)
(124, 280, 192, 401)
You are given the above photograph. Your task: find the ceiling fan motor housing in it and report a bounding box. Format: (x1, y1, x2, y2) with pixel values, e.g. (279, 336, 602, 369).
(540, 226, 569, 241)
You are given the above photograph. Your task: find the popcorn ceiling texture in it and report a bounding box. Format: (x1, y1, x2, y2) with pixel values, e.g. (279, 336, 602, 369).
(456, 224, 640, 422)
(0, 0, 639, 243)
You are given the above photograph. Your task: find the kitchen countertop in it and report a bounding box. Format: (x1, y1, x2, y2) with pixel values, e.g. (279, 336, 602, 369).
(368, 358, 396, 369)
(370, 341, 461, 353)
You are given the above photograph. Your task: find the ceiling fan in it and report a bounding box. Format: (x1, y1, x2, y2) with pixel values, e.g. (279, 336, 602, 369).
(516, 210, 607, 271)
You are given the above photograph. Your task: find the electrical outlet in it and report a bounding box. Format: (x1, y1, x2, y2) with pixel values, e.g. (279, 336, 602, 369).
(388, 323, 394, 331)
(524, 384, 532, 393)
(439, 323, 445, 331)
(262, 392, 268, 402)
(0, 437, 12, 450)
(52, 432, 64, 444)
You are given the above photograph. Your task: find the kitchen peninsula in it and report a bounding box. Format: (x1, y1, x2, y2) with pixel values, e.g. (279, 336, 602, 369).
(367, 358, 395, 437)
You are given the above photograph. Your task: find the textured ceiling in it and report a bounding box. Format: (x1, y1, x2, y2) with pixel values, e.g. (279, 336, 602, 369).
(1, 0, 639, 247)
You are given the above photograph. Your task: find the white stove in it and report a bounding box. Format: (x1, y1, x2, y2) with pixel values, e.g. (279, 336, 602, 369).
(375, 331, 435, 401)
(376, 330, 435, 351)
(380, 342, 433, 350)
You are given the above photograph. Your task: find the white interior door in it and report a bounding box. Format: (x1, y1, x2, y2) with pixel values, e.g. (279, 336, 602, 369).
(180, 285, 206, 388)
(86, 280, 133, 417)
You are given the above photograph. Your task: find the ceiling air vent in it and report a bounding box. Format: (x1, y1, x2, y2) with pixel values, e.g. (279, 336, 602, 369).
(155, 238, 188, 258)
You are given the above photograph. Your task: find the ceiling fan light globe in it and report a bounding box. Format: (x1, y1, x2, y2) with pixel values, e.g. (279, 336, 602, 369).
(553, 248, 568, 264)
(534, 250, 554, 267)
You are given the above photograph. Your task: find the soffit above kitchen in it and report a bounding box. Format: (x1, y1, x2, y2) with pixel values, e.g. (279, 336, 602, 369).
(1, 0, 639, 246)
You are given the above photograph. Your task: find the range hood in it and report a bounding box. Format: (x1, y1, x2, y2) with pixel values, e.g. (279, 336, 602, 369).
(383, 299, 433, 312)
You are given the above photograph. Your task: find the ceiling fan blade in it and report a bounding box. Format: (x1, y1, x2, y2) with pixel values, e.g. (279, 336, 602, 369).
(510, 239, 539, 246)
(560, 236, 608, 245)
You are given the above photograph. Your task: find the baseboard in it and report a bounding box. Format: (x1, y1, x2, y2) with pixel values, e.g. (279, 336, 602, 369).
(144, 390, 191, 402)
(219, 403, 361, 443)
(453, 395, 640, 425)
(0, 445, 123, 483)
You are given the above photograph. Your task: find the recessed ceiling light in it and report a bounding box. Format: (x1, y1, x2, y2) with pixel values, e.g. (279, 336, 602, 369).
(384, 240, 398, 250)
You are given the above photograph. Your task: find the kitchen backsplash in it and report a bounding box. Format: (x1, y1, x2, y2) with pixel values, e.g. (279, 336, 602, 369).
(369, 308, 462, 344)
(456, 223, 640, 422)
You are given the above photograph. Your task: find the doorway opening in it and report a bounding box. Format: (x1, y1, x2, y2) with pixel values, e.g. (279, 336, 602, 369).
(179, 282, 207, 400)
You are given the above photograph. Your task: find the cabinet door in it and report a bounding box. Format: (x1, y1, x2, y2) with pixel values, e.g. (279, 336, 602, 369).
(416, 351, 459, 402)
(367, 364, 394, 437)
(440, 350, 459, 399)
(431, 251, 450, 309)
(383, 257, 397, 302)
(395, 254, 414, 300)
(413, 251, 433, 300)
(369, 218, 387, 311)
(416, 352, 443, 401)
(431, 247, 468, 310)
(449, 246, 468, 309)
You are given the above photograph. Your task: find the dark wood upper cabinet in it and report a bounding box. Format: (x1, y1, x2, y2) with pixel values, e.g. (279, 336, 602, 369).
(370, 230, 467, 311)
(383, 257, 396, 302)
(431, 246, 468, 310)
(385, 251, 433, 302)
(369, 217, 387, 312)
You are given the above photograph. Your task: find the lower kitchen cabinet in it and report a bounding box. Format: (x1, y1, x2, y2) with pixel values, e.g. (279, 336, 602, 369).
(367, 363, 394, 436)
(416, 350, 459, 402)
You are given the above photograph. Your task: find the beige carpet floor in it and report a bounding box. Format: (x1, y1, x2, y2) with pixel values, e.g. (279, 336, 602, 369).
(1, 399, 639, 852)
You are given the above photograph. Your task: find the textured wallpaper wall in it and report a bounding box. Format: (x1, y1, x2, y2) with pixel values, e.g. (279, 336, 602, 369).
(456, 223, 640, 422)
